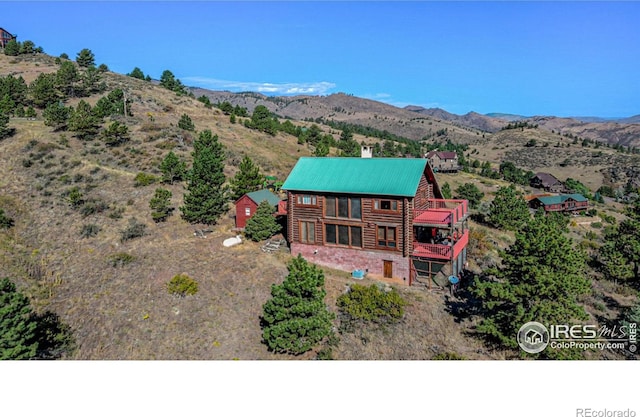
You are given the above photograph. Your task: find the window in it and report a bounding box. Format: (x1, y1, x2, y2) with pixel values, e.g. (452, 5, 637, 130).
(377, 226, 397, 248)
(325, 224, 362, 248)
(244, 207, 251, 216)
(325, 196, 361, 219)
(374, 199, 398, 212)
(300, 221, 315, 244)
(297, 195, 317, 206)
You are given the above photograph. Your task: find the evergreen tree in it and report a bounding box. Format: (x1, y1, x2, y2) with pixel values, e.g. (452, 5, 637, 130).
(250, 105, 277, 135)
(127, 67, 146, 80)
(177, 113, 195, 131)
(0, 111, 11, 139)
(245, 200, 281, 241)
(229, 156, 262, 201)
(0, 75, 28, 108)
(180, 130, 228, 224)
(43, 102, 71, 131)
(159, 151, 187, 184)
(599, 201, 640, 285)
(76, 48, 95, 68)
(488, 185, 530, 231)
(472, 212, 591, 359)
(3, 39, 19, 56)
(261, 255, 334, 355)
(68, 100, 100, 140)
(159, 70, 187, 95)
(29, 73, 59, 108)
(55, 61, 79, 97)
(0, 278, 38, 360)
(101, 121, 130, 146)
(149, 188, 173, 222)
(314, 141, 329, 157)
(80, 66, 104, 95)
(441, 182, 452, 199)
(19, 40, 35, 55)
(455, 183, 484, 209)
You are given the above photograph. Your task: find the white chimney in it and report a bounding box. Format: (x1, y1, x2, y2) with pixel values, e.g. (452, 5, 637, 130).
(361, 145, 373, 158)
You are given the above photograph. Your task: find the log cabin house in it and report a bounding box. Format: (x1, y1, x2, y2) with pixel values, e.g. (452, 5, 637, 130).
(0, 28, 16, 48)
(529, 193, 588, 213)
(281, 157, 469, 286)
(530, 172, 565, 193)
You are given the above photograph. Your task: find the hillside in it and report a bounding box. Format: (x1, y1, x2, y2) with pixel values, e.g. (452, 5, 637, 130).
(0, 52, 500, 360)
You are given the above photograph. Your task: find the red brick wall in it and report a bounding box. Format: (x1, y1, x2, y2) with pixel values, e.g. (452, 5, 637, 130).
(291, 242, 411, 283)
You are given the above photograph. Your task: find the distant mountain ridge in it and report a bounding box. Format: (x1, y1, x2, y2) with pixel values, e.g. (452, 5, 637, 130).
(190, 87, 640, 147)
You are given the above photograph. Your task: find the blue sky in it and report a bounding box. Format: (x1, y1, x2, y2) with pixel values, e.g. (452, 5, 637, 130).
(3, 1, 639, 117)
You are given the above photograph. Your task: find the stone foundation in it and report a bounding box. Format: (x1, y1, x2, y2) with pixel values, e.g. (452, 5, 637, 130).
(290, 243, 411, 284)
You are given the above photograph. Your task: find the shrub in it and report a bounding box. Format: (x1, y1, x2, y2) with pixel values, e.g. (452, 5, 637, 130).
(120, 218, 146, 242)
(591, 222, 603, 229)
(80, 223, 100, 238)
(108, 252, 135, 267)
(337, 284, 407, 326)
(79, 198, 109, 217)
(167, 273, 198, 297)
(134, 172, 158, 187)
(0, 208, 14, 229)
(244, 200, 281, 241)
(65, 186, 84, 207)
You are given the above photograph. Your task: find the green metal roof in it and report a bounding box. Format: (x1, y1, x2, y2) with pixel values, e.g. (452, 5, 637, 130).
(246, 189, 281, 206)
(535, 193, 588, 205)
(281, 157, 428, 197)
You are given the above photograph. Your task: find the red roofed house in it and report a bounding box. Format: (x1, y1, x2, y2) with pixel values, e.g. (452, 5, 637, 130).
(426, 151, 459, 172)
(281, 157, 469, 287)
(234, 189, 285, 229)
(0, 28, 16, 48)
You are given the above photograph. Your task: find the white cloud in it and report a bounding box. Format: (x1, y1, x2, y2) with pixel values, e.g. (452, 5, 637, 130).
(182, 77, 336, 96)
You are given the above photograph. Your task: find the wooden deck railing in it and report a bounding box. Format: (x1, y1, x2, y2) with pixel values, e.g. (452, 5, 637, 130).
(413, 199, 468, 225)
(412, 230, 469, 260)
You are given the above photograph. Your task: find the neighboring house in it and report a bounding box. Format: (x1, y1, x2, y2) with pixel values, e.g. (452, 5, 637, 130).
(530, 172, 564, 193)
(529, 193, 589, 213)
(0, 28, 16, 48)
(425, 151, 459, 173)
(234, 189, 285, 229)
(281, 157, 469, 286)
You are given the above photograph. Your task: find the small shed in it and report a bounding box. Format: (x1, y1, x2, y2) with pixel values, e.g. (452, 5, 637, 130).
(234, 189, 282, 229)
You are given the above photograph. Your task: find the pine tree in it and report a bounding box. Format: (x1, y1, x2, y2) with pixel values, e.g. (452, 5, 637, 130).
(0, 278, 38, 360)
(599, 201, 640, 285)
(68, 100, 100, 140)
(43, 102, 71, 131)
(76, 48, 95, 68)
(159, 151, 187, 184)
(101, 121, 130, 146)
(455, 183, 484, 209)
(149, 188, 173, 222)
(250, 105, 277, 135)
(230, 156, 262, 201)
(177, 113, 195, 131)
(441, 182, 452, 199)
(245, 200, 281, 241)
(472, 212, 590, 359)
(3, 39, 19, 56)
(127, 67, 146, 80)
(0, 111, 11, 139)
(180, 130, 228, 224)
(261, 255, 334, 355)
(487, 185, 530, 231)
(29, 73, 59, 108)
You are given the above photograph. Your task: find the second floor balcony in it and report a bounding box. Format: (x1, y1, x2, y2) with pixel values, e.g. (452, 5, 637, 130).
(413, 199, 468, 227)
